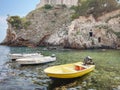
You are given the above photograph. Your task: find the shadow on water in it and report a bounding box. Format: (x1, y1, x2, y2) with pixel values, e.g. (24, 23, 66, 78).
(48, 74, 90, 90)
(19, 62, 55, 67)
(49, 79, 76, 90)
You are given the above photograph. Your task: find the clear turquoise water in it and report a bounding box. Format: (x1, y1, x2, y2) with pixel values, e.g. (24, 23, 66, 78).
(0, 45, 120, 90)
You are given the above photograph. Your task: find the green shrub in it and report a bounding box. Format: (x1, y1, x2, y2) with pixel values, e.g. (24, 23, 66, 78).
(71, 0, 119, 19)
(114, 32, 120, 38)
(8, 16, 22, 29)
(8, 16, 31, 30)
(71, 13, 80, 19)
(43, 4, 53, 9)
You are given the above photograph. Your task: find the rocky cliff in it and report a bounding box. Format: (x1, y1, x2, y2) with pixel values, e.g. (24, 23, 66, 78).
(1, 4, 120, 49)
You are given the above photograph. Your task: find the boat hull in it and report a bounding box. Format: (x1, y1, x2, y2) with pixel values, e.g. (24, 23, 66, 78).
(16, 57, 56, 65)
(44, 62, 95, 78)
(9, 53, 42, 60)
(17, 60, 55, 65)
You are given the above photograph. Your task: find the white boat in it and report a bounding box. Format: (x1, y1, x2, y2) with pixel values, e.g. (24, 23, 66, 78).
(9, 53, 42, 60)
(16, 56, 56, 65)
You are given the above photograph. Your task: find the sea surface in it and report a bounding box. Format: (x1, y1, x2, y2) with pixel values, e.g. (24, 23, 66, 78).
(0, 45, 120, 90)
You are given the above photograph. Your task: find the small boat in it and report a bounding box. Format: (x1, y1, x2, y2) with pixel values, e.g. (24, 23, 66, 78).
(9, 53, 42, 60)
(44, 62, 95, 79)
(16, 56, 56, 65)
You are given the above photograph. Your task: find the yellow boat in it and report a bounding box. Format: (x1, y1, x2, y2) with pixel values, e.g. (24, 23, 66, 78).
(44, 62, 95, 79)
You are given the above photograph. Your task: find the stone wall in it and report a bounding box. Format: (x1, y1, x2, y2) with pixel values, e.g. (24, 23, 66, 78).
(36, 0, 78, 8)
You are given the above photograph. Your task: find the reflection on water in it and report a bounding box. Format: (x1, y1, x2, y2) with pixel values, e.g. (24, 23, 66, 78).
(0, 46, 10, 83)
(0, 45, 120, 90)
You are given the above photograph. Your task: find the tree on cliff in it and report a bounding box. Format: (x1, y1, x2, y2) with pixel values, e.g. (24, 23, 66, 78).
(7, 16, 31, 30)
(7, 16, 22, 29)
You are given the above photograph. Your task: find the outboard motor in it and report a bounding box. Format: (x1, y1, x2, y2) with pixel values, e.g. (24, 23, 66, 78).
(83, 56, 94, 65)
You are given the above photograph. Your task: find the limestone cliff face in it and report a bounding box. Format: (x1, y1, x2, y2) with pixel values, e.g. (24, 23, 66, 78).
(36, 0, 78, 8)
(2, 6, 74, 47)
(46, 12, 120, 49)
(66, 15, 118, 49)
(2, 6, 120, 49)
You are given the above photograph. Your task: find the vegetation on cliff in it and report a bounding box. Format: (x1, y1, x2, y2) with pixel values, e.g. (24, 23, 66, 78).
(71, 0, 120, 19)
(7, 16, 31, 30)
(43, 4, 53, 9)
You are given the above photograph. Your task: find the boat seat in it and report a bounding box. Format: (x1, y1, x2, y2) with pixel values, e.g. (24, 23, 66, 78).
(61, 67, 77, 73)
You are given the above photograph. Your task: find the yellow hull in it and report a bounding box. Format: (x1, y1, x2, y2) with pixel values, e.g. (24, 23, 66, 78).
(44, 62, 95, 78)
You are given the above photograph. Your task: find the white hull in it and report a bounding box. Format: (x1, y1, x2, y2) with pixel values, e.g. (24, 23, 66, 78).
(16, 56, 56, 65)
(9, 53, 42, 60)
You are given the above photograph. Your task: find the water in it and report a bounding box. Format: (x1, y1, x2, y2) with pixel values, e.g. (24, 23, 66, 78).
(0, 45, 120, 90)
